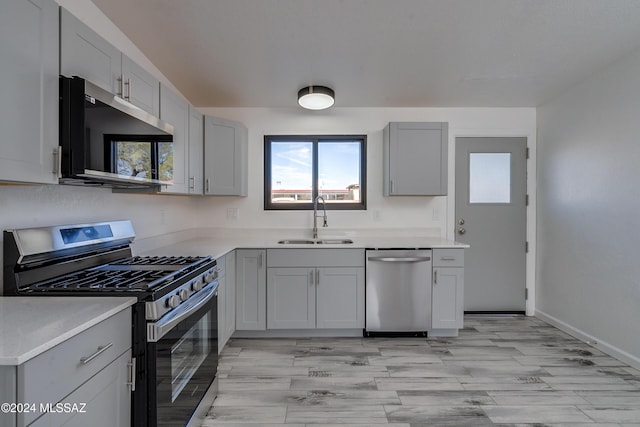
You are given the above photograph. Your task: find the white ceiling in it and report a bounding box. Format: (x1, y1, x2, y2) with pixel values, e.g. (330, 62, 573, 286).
(91, 0, 640, 108)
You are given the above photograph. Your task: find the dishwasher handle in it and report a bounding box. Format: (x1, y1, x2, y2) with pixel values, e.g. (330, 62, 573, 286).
(367, 256, 431, 263)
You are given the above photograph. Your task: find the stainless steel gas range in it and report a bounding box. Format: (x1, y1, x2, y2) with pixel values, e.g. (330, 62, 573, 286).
(3, 220, 219, 427)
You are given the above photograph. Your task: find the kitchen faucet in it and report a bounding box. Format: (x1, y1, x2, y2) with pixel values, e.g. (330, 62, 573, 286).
(313, 195, 328, 239)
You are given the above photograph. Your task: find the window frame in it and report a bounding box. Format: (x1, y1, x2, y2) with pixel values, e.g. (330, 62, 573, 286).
(264, 134, 367, 210)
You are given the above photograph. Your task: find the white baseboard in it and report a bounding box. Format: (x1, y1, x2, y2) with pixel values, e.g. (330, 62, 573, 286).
(535, 309, 640, 371)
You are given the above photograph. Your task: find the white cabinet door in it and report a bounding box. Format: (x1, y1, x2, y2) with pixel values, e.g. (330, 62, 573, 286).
(60, 8, 121, 95)
(267, 268, 316, 329)
(61, 9, 160, 117)
(203, 116, 248, 196)
(121, 54, 160, 116)
(316, 267, 365, 329)
(159, 84, 189, 194)
(235, 249, 266, 330)
(0, 0, 58, 185)
(225, 252, 236, 341)
(29, 351, 131, 427)
(432, 267, 464, 329)
(188, 106, 204, 195)
(383, 122, 448, 196)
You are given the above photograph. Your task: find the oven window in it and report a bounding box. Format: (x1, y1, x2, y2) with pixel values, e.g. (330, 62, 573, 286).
(170, 312, 210, 402)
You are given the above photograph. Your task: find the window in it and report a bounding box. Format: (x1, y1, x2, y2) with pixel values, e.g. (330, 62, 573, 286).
(264, 135, 366, 210)
(469, 152, 511, 204)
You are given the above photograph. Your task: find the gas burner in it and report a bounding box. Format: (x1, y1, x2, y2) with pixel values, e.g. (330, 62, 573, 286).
(111, 256, 207, 266)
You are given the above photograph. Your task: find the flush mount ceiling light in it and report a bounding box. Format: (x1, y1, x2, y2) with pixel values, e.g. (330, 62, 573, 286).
(298, 86, 335, 110)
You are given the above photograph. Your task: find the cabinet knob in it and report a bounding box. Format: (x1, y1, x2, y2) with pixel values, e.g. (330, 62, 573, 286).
(458, 227, 466, 235)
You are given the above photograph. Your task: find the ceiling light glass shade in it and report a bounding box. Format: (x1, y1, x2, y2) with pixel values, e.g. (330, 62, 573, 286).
(298, 86, 335, 110)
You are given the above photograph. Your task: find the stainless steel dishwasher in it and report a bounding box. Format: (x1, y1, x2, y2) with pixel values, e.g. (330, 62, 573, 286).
(365, 249, 432, 336)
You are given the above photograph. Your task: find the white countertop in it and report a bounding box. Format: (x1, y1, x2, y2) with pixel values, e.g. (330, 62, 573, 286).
(0, 296, 137, 365)
(135, 228, 469, 259)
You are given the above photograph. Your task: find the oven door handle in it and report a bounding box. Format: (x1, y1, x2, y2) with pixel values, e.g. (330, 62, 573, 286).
(147, 284, 218, 343)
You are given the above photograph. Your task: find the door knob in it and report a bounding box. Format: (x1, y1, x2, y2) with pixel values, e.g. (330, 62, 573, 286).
(458, 227, 466, 235)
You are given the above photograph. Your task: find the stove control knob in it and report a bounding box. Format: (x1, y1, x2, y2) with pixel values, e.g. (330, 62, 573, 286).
(204, 270, 217, 283)
(179, 289, 189, 302)
(192, 279, 204, 292)
(166, 295, 180, 309)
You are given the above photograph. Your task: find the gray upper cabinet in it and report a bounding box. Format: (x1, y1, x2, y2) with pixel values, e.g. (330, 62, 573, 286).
(121, 55, 160, 116)
(383, 122, 448, 196)
(60, 8, 121, 95)
(0, 0, 59, 185)
(159, 84, 189, 194)
(60, 8, 160, 116)
(188, 106, 204, 195)
(204, 116, 248, 196)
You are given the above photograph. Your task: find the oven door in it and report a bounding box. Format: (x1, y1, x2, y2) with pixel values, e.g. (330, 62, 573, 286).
(147, 285, 218, 427)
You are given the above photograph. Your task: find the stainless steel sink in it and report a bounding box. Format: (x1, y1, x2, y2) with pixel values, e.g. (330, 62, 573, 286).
(277, 239, 354, 245)
(316, 239, 354, 244)
(277, 239, 316, 244)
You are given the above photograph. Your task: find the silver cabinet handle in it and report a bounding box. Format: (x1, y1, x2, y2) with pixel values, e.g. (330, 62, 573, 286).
(390, 179, 395, 194)
(54, 146, 62, 178)
(316, 269, 320, 285)
(127, 357, 136, 392)
(367, 256, 431, 263)
(434, 270, 438, 285)
(309, 270, 314, 286)
(440, 256, 456, 261)
(205, 178, 210, 193)
(258, 253, 263, 269)
(80, 342, 113, 365)
(124, 78, 131, 100)
(118, 77, 124, 97)
(189, 176, 195, 190)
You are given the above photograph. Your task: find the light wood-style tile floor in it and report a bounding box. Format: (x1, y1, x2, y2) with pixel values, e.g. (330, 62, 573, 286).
(202, 317, 640, 426)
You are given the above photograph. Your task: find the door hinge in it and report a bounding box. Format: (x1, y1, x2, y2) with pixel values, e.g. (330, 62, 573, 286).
(525, 241, 529, 253)
(526, 147, 530, 159)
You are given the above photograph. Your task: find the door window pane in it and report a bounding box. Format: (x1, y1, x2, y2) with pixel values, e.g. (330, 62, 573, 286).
(318, 141, 361, 203)
(270, 141, 313, 204)
(469, 153, 511, 203)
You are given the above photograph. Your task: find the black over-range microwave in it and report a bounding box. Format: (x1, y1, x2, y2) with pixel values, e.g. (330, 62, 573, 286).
(59, 76, 174, 188)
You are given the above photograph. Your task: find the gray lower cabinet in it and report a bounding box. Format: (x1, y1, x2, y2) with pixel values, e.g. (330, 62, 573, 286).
(159, 84, 189, 194)
(432, 249, 465, 331)
(0, 0, 59, 185)
(266, 249, 365, 330)
(4, 307, 132, 427)
(216, 251, 236, 351)
(217, 253, 227, 352)
(383, 122, 448, 196)
(224, 252, 237, 340)
(203, 116, 248, 196)
(235, 249, 266, 330)
(60, 8, 159, 116)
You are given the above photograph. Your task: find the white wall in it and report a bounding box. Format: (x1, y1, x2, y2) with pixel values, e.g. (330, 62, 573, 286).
(536, 47, 640, 367)
(198, 107, 536, 239)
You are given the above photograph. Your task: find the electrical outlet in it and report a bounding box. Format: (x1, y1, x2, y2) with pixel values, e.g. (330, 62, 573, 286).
(227, 208, 239, 221)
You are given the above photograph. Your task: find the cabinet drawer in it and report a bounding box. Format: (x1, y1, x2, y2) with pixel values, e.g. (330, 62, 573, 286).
(267, 248, 365, 268)
(433, 249, 464, 267)
(18, 308, 131, 425)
